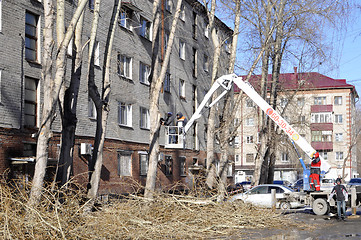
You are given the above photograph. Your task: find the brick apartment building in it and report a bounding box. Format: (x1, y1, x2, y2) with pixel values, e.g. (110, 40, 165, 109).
(0, 0, 233, 194)
(234, 69, 359, 184)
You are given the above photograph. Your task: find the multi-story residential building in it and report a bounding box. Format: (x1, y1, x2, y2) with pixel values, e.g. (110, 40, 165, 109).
(234, 68, 359, 184)
(0, 0, 233, 194)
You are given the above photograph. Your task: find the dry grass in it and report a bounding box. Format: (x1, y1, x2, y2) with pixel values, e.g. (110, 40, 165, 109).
(0, 177, 312, 240)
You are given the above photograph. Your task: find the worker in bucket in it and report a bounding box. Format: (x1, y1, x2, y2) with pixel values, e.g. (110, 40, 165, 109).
(176, 112, 187, 129)
(174, 112, 187, 143)
(328, 178, 348, 221)
(309, 152, 321, 191)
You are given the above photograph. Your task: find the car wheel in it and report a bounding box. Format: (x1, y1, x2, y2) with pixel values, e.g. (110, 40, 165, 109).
(312, 198, 329, 215)
(280, 201, 291, 210)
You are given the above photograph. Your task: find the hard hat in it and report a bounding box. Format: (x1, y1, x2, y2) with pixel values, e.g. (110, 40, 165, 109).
(314, 152, 319, 158)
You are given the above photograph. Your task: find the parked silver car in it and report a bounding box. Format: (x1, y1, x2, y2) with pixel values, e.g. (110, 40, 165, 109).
(231, 184, 304, 210)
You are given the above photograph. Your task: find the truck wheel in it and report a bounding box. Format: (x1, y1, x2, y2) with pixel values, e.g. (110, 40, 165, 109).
(312, 198, 329, 215)
(280, 202, 291, 210)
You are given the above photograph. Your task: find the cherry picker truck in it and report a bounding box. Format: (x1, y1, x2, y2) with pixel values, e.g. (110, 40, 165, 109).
(165, 73, 360, 214)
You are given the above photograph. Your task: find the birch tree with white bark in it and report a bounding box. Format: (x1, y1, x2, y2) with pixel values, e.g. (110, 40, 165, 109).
(145, 0, 183, 199)
(29, 0, 89, 207)
(87, 0, 121, 203)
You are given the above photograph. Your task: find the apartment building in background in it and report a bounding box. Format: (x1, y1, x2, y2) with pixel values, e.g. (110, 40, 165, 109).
(234, 68, 359, 184)
(0, 0, 233, 194)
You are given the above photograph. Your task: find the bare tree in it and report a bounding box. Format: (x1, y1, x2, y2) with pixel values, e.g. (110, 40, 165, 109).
(234, 0, 351, 184)
(87, 0, 121, 203)
(55, 4, 86, 189)
(204, 0, 223, 190)
(29, 0, 89, 207)
(145, 0, 183, 199)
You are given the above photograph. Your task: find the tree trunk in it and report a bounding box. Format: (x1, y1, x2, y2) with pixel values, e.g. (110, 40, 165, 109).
(87, 0, 121, 202)
(205, 0, 222, 190)
(145, 0, 183, 199)
(29, 0, 89, 207)
(28, 0, 54, 207)
(56, 9, 85, 188)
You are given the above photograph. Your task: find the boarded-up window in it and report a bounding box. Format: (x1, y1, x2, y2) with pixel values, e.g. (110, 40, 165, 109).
(118, 152, 131, 176)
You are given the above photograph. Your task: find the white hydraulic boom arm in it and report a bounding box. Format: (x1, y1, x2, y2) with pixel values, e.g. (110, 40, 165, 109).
(183, 74, 330, 174)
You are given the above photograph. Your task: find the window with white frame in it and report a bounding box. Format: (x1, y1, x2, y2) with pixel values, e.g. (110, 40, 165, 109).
(88, 97, 96, 119)
(165, 156, 172, 176)
(24, 77, 38, 127)
(164, 72, 171, 92)
(140, 107, 150, 129)
(336, 152, 343, 161)
(118, 152, 131, 176)
(319, 151, 328, 161)
(281, 152, 289, 162)
(117, 54, 132, 79)
(179, 40, 185, 60)
(94, 41, 100, 66)
(203, 54, 209, 72)
(297, 97, 305, 107)
(335, 114, 343, 123)
(246, 154, 254, 163)
(118, 102, 132, 127)
(139, 153, 148, 176)
(192, 12, 197, 39)
(227, 163, 232, 177)
(180, 4, 185, 21)
(179, 157, 186, 176)
(235, 155, 240, 164)
(246, 136, 253, 144)
(119, 7, 133, 30)
(179, 79, 185, 98)
(234, 136, 239, 145)
(314, 96, 326, 105)
(139, 62, 150, 85)
(311, 112, 332, 123)
(335, 133, 343, 142)
(245, 118, 254, 126)
(140, 17, 152, 40)
(25, 12, 39, 62)
(334, 96, 342, 105)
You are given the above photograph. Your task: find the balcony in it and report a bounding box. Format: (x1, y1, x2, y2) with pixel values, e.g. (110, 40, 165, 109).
(310, 123, 333, 131)
(311, 141, 333, 151)
(311, 104, 333, 113)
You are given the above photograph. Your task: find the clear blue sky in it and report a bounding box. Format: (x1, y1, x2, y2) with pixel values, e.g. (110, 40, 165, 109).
(326, 16, 361, 97)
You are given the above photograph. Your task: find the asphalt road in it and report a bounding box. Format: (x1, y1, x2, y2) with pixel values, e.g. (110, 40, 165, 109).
(237, 207, 361, 239)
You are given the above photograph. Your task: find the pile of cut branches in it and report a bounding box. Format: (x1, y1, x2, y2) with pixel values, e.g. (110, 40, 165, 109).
(0, 178, 312, 239)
